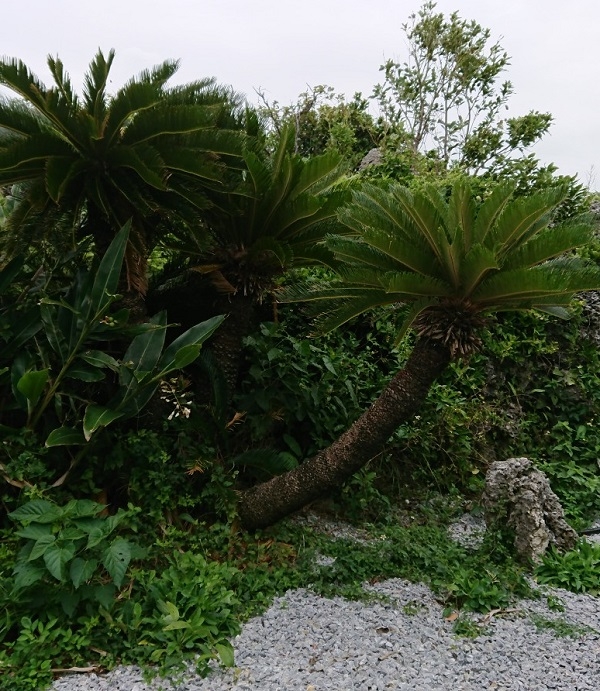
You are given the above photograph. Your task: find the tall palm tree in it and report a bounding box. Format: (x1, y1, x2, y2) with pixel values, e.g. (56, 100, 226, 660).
(153, 122, 348, 395)
(238, 179, 600, 529)
(0, 49, 244, 313)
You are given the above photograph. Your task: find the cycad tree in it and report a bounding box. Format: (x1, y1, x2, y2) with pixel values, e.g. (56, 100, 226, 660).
(0, 49, 243, 312)
(154, 122, 348, 394)
(238, 179, 600, 528)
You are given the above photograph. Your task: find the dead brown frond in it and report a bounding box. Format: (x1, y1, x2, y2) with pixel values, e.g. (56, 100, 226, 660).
(414, 300, 487, 358)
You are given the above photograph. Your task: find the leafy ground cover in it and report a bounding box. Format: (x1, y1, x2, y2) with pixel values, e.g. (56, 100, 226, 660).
(2, 473, 599, 689)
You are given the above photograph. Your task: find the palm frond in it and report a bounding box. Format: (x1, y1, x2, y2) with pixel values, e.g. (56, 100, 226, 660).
(45, 156, 87, 202)
(391, 186, 448, 265)
(393, 299, 436, 346)
(473, 261, 600, 305)
(280, 280, 372, 304)
(290, 150, 345, 199)
(488, 186, 569, 255)
(313, 290, 399, 333)
(326, 235, 401, 272)
(128, 59, 180, 91)
(103, 81, 163, 145)
(460, 244, 499, 296)
(259, 155, 294, 238)
(159, 146, 224, 183)
(337, 191, 406, 239)
(0, 98, 45, 137)
(383, 272, 453, 298)
(105, 144, 168, 190)
(248, 236, 293, 269)
(47, 55, 78, 111)
(270, 123, 295, 178)
(362, 228, 437, 276)
(446, 179, 476, 250)
(0, 57, 49, 110)
(472, 182, 515, 245)
(122, 105, 220, 144)
(0, 134, 71, 171)
(438, 224, 464, 289)
(81, 49, 114, 120)
(500, 221, 595, 270)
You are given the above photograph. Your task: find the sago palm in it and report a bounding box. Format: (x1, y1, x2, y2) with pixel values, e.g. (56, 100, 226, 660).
(154, 122, 348, 394)
(0, 49, 244, 310)
(238, 178, 600, 528)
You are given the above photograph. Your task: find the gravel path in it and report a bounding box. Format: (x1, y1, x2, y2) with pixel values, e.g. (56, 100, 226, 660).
(51, 578, 600, 691)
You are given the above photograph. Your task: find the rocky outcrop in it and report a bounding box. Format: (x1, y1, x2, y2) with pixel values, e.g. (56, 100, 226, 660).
(357, 148, 382, 171)
(482, 457, 578, 563)
(580, 291, 600, 345)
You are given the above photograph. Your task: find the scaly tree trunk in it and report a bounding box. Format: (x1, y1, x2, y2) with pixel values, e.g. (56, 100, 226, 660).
(208, 293, 256, 400)
(237, 338, 452, 529)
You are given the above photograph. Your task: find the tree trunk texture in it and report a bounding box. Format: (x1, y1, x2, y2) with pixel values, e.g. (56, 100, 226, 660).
(237, 338, 452, 529)
(208, 293, 256, 400)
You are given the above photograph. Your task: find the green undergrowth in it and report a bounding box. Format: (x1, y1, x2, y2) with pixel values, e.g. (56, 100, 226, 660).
(0, 488, 543, 690)
(2, 275, 600, 689)
(535, 540, 600, 594)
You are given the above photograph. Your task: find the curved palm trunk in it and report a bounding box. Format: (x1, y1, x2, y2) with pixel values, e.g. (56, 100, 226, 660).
(238, 338, 452, 529)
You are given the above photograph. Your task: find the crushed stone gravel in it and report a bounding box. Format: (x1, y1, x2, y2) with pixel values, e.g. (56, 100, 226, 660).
(51, 578, 600, 691)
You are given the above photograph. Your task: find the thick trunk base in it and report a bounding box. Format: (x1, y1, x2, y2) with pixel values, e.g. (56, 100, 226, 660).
(237, 338, 451, 529)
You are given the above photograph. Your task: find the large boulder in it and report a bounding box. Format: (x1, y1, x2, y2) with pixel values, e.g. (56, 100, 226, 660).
(482, 457, 578, 563)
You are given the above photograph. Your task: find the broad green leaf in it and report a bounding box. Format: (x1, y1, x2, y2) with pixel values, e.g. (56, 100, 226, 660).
(43, 542, 76, 582)
(534, 305, 571, 319)
(160, 343, 202, 373)
(92, 583, 117, 608)
(216, 642, 235, 668)
(104, 511, 127, 533)
(78, 350, 120, 371)
(157, 599, 180, 619)
(86, 527, 108, 549)
(64, 362, 106, 382)
(28, 534, 56, 561)
(40, 301, 68, 359)
(163, 620, 190, 631)
(46, 427, 86, 447)
(59, 526, 88, 542)
(74, 517, 105, 536)
(70, 557, 98, 589)
(71, 499, 106, 518)
(16, 369, 49, 405)
(102, 538, 131, 587)
(88, 223, 130, 316)
(13, 563, 46, 590)
(5, 309, 43, 352)
(120, 312, 167, 386)
(83, 405, 124, 441)
(9, 499, 60, 524)
(158, 314, 224, 372)
(16, 523, 52, 540)
(59, 590, 81, 617)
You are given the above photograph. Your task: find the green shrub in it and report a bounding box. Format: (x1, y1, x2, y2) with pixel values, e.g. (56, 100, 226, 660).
(536, 541, 600, 593)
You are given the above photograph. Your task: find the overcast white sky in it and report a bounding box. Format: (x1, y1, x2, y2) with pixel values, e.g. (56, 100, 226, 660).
(2, 0, 598, 188)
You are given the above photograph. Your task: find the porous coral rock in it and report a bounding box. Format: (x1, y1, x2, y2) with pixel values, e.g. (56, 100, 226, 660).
(482, 457, 577, 563)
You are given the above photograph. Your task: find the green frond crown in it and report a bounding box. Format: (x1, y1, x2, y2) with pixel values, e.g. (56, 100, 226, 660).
(293, 177, 600, 358)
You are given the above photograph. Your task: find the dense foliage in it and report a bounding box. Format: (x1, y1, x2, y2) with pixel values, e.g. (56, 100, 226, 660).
(1, 3, 600, 687)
